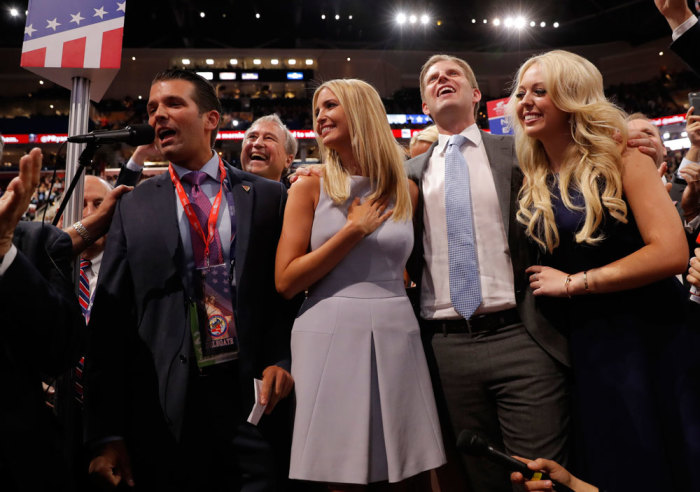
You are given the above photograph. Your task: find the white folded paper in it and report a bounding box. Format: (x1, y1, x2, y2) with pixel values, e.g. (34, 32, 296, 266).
(247, 378, 267, 425)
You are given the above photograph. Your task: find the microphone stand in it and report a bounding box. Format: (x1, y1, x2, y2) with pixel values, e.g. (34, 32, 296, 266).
(52, 141, 99, 226)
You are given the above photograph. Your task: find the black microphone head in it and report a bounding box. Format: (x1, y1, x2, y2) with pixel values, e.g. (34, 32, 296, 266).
(456, 430, 489, 456)
(125, 124, 155, 146)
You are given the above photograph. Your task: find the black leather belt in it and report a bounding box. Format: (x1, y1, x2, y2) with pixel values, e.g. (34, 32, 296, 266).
(424, 308, 521, 336)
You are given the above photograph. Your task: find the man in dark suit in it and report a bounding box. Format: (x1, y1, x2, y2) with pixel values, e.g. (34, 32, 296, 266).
(85, 69, 296, 491)
(404, 55, 570, 491)
(0, 148, 85, 491)
(655, 0, 700, 74)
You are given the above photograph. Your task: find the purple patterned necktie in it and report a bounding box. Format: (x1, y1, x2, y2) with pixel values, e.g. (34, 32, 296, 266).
(181, 171, 223, 267)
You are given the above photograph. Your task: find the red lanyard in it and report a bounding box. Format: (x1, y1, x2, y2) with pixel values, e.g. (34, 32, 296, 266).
(169, 157, 227, 266)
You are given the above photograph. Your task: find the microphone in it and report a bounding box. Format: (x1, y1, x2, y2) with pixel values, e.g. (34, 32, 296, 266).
(456, 430, 574, 492)
(68, 124, 155, 146)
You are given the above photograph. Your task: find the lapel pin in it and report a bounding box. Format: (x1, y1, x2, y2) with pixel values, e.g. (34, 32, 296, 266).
(242, 185, 251, 193)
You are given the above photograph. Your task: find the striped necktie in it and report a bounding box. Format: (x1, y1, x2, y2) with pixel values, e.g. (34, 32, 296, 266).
(78, 259, 91, 319)
(444, 134, 482, 319)
(75, 258, 91, 405)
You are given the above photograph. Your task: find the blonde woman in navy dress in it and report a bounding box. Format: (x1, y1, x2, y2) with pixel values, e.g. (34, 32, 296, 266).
(507, 50, 699, 491)
(276, 79, 445, 490)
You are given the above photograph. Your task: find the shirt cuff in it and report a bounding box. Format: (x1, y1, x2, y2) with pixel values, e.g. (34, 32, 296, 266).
(677, 157, 697, 178)
(0, 244, 18, 276)
(126, 158, 144, 172)
(685, 214, 700, 234)
(672, 15, 698, 41)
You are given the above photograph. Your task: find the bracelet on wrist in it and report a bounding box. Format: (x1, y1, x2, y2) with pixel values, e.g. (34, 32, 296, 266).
(564, 275, 572, 298)
(72, 221, 94, 245)
(583, 270, 589, 292)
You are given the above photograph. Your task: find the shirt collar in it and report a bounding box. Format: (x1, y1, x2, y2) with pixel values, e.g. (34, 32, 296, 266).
(437, 123, 481, 155)
(84, 251, 103, 275)
(170, 151, 219, 181)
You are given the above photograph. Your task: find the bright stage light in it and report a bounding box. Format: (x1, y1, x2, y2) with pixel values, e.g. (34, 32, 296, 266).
(515, 17, 526, 29)
(553, 21, 559, 28)
(540, 21, 546, 27)
(420, 14, 429, 25)
(253, 59, 261, 65)
(10, 8, 19, 17)
(504, 17, 513, 28)
(493, 18, 501, 26)
(396, 13, 407, 25)
(182, 58, 191, 65)
(206, 59, 214, 65)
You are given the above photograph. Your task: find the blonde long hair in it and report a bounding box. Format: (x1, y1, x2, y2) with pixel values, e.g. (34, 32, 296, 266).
(506, 50, 628, 252)
(312, 79, 411, 221)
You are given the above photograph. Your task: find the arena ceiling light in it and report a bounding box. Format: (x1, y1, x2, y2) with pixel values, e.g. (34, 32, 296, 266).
(409, 14, 417, 24)
(271, 59, 279, 65)
(305, 59, 313, 65)
(205, 58, 214, 65)
(492, 18, 501, 26)
(253, 58, 261, 65)
(514, 17, 527, 29)
(229, 58, 238, 65)
(553, 21, 560, 28)
(182, 58, 191, 65)
(396, 13, 407, 25)
(288, 59, 297, 65)
(10, 7, 20, 17)
(420, 14, 430, 25)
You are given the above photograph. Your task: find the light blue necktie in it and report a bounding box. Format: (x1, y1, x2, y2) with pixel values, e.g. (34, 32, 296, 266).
(445, 134, 482, 319)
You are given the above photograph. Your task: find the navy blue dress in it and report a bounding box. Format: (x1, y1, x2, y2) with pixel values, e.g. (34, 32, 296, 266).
(536, 183, 700, 492)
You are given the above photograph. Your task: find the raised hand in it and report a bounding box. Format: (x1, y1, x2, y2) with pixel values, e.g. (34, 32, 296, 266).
(0, 148, 42, 256)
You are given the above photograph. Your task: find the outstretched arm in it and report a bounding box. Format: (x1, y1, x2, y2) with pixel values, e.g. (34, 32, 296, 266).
(654, 0, 695, 30)
(510, 457, 598, 492)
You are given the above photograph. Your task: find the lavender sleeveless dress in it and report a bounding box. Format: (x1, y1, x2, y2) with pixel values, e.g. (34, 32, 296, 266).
(289, 177, 445, 484)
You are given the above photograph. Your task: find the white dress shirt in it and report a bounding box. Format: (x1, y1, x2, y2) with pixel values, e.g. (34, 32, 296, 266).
(420, 124, 516, 319)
